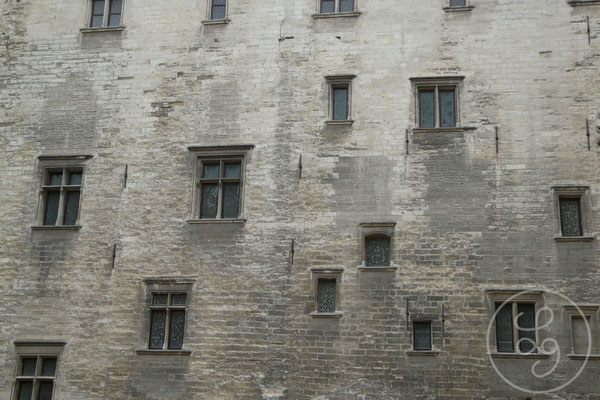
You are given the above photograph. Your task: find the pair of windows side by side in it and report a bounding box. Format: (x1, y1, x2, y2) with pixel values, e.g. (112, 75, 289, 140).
(89, 0, 122, 28)
(319, 0, 355, 14)
(38, 167, 84, 227)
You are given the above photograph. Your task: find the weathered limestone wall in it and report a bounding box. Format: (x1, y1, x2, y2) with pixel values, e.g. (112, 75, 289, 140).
(1, 0, 600, 398)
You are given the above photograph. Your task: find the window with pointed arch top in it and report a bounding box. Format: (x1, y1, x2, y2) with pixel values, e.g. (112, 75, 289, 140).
(365, 235, 391, 267)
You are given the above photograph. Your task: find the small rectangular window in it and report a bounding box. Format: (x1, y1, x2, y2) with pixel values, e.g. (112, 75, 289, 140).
(317, 279, 336, 313)
(326, 75, 355, 123)
(148, 293, 187, 350)
(198, 159, 243, 219)
(365, 235, 391, 267)
(41, 168, 84, 227)
(211, 0, 227, 20)
(332, 86, 349, 121)
(559, 197, 583, 237)
(449, 0, 467, 6)
(320, 0, 354, 13)
(413, 321, 432, 351)
(89, 0, 122, 28)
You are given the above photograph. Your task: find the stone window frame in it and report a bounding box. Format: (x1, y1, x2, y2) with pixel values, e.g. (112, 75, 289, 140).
(568, 0, 600, 6)
(187, 145, 253, 224)
(325, 75, 355, 126)
(410, 76, 465, 131)
(136, 278, 195, 356)
(202, 0, 231, 25)
(11, 341, 65, 400)
(81, 0, 126, 32)
(443, 0, 474, 12)
(552, 185, 595, 242)
(486, 290, 550, 359)
(312, 0, 362, 18)
(32, 155, 93, 231)
(562, 304, 600, 360)
(358, 222, 397, 271)
(309, 267, 344, 318)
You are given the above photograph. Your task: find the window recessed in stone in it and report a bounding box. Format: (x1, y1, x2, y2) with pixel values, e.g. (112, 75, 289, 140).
(410, 77, 464, 129)
(559, 197, 583, 237)
(198, 159, 242, 219)
(320, 0, 355, 13)
(211, 0, 227, 20)
(325, 75, 355, 123)
(90, 0, 122, 28)
(365, 235, 391, 267)
(317, 279, 337, 313)
(495, 302, 537, 354)
(413, 321, 432, 351)
(449, 0, 467, 6)
(41, 168, 84, 227)
(149, 293, 187, 350)
(12, 342, 64, 400)
(572, 315, 592, 355)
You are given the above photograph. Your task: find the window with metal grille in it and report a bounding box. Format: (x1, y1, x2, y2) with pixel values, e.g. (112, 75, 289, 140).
(14, 356, 58, 400)
(41, 168, 83, 227)
(559, 197, 583, 237)
(211, 0, 227, 20)
(495, 302, 538, 353)
(149, 293, 187, 350)
(89, 0, 122, 28)
(320, 0, 354, 13)
(365, 235, 391, 266)
(197, 158, 243, 219)
(317, 279, 337, 313)
(413, 321, 432, 351)
(418, 86, 456, 128)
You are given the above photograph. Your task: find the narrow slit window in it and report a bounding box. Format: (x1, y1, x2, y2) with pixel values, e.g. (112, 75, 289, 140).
(495, 303, 514, 353)
(559, 197, 583, 237)
(317, 279, 336, 313)
(413, 321, 432, 351)
(517, 303, 537, 353)
(439, 89, 456, 127)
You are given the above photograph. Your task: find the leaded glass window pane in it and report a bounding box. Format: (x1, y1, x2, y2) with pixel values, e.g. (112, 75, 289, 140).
(203, 164, 220, 179)
(149, 310, 166, 349)
(44, 192, 60, 226)
(108, 14, 121, 26)
(63, 191, 80, 225)
(495, 303, 514, 352)
(560, 198, 582, 237)
(365, 236, 390, 266)
(413, 321, 432, 351)
(340, 0, 354, 12)
(110, 0, 122, 13)
(48, 173, 62, 186)
(439, 90, 456, 127)
(38, 381, 54, 400)
(168, 310, 186, 350)
(68, 172, 82, 186)
(449, 0, 466, 6)
(224, 162, 241, 178)
(18, 381, 33, 400)
(172, 294, 187, 305)
(333, 87, 348, 121)
(321, 0, 335, 13)
(200, 184, 218, 219)
(153, 294, 168, 305)
(212, 4, 226, 19)
(419, 90, 435, 128)
(221, 183, 240, 218)
(21, 358, 37, 376)
(317, 280, 336, 313)
(92, 0, 105, 15)
(517, 303, 537, 353)
(41, 358, 57, 376)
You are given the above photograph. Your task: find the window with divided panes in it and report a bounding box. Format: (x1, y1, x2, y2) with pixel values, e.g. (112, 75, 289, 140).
(210, 0, 227, 19)
(14, 356, 57, 400)
(413, 321, 432, 351)
(197, 158, 243, 219)
(41, 168, 83, 226)
(317, 279, 337, 313)
(495, 302, 537, 353)
(365, 235, 391, 267)
(149, 293, 187, 350)
(90, 0, 122, 28)
(320, 0, 354, 13)
(559, 197, 583, 237)
(418, 86, 457, 128)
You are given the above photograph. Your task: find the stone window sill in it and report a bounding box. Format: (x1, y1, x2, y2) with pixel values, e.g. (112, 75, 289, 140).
(406, 350, 439, 356)
(187, 218, 246, 224)
(326, 120, 354, 126)
(202, 19, 230, 25)
(309, 312, 344, 319)
(312, 12, 361, 19)
(31, 225, 82, 231)
(554, 236, 595, 242)
(80, 26, 125, 33)
(488, 352, 550, 359)
(568, 353, 600, 360)
(358, 266, 398, 272)
(443, 6, 474, 12)
(412, 126, 476, 133)
(568, 0, 600, 5)
(136, 349, 192, 356)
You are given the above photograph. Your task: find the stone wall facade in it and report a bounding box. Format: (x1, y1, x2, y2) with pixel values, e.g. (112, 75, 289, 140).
(1, 0, 600, 399)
